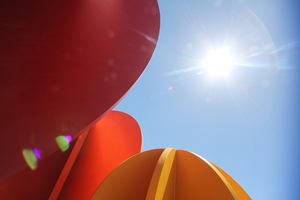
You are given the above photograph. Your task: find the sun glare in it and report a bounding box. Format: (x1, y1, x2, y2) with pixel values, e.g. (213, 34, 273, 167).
(202, 47, 237, 77)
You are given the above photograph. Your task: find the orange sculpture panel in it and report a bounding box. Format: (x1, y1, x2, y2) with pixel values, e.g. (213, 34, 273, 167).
(92, 148, 251, 200)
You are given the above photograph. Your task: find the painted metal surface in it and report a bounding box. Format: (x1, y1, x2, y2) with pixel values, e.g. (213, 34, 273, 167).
(0, 111, 143, 199)
(0, 0, 160, 178)
(92, 149, 164, 200)
(56, 111, 142, 200)
(0, 140, 76, 199)
(92, 148, 251, 200)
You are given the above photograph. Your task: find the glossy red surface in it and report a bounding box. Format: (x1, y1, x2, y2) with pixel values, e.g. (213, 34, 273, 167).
(56, 111, 142, 199)
(0, 110, 143, 199)
(0, 0, 159, 178)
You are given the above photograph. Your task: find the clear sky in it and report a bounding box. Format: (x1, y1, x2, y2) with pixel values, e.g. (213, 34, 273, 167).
(116, 0, 300, 199)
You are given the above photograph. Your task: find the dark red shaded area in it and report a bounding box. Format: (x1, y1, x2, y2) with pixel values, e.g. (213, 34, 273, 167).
(0, 111, 142, 199)
(0, 0, 159, 178)
(0, 140, 76, 199)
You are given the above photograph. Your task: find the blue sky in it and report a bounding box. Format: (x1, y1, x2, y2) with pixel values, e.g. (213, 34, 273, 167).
(116, 0, 300, 199)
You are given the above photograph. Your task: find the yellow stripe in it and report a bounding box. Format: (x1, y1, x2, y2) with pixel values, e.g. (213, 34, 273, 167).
(146, 148, 176, 200)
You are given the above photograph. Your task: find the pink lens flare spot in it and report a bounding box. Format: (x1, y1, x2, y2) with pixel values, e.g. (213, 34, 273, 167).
(33, 148, 42, 159)
(66, 135, 72, 143)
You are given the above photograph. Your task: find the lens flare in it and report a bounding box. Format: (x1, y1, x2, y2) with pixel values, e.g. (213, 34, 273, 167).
(65, 135, 73, 143)
(33, 148, 42, 159)
(22, 149, 38, 170)
(55, 135, 71, 152)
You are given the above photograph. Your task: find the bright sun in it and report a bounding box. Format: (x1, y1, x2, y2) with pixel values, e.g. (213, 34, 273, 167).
(202, 47, 237, 77)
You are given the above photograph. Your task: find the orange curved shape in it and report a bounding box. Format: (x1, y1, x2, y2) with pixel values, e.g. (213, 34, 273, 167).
(54, 111, 143, 199)
(0, 0, 160, 178)
(92, 148, 251, 200)
(175, 150, 250, 200)
(92, 149, 165, 200)
(210, 162, 251, 200)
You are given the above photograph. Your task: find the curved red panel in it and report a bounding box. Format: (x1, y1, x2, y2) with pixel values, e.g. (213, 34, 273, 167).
(56, 111, 143, 199)
(0, 0, 160, 178)
(0, 111, 142, 199)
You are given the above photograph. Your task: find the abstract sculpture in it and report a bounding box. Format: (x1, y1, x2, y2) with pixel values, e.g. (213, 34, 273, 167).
(0, 0, 251, 199)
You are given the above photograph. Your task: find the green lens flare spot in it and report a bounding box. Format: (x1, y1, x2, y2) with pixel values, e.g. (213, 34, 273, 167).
(22, 149, 38, 170)
(55, 135, 70, 152)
